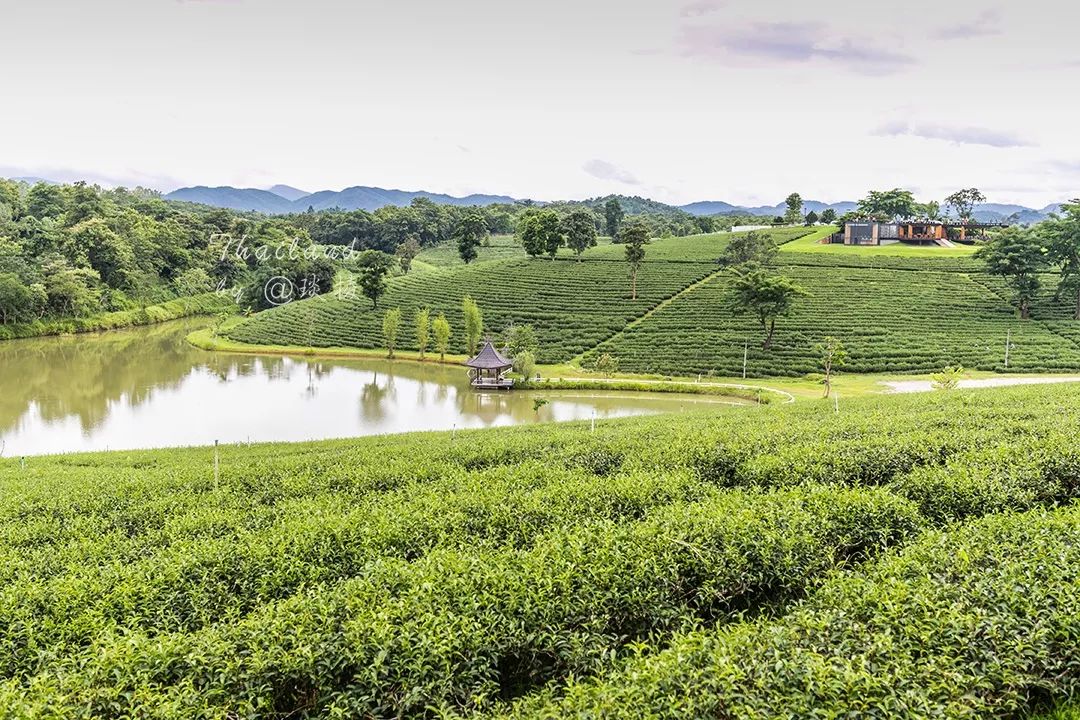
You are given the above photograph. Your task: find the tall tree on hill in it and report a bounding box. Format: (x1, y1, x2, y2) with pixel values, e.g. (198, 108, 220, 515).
(414, 307, 431, 359)
(604, 198, 624, 238)
(455, 212, 488, 264)
(815, 336, 847, 399)
(621, 220, 649, 300)
(356, 250, 394, 309)
(1042, 200, 1080, 318)
(519, 209, 563, 260)
(382, 308, 401, 358)
(976, 227, 1047, 320)
(462, 295, 484, 356)
(945, 188, 987, 223)
(784, 193, 804, 225)
(721, 231, 776, 268)
(395, 236, 421, 274)
(432, 313, 451, 361)
(563, 210, 598, 260)
(820, 208, 837, 225)
(858, 189, 918, 221)
(729, 268, 807, 350)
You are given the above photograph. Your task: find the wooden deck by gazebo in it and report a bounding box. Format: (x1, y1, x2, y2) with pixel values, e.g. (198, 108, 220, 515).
(465, 341, 514, 390)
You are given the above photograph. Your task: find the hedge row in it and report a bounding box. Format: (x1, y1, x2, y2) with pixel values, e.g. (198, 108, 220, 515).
(506, 504, 1080, 719)
(225, 258, 717, 363)
(0, 486, 923, 717)
(583, 265, 1080, 377)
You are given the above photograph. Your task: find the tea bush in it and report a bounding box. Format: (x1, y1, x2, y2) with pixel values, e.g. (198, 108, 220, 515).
(3, 385, 1080, 716)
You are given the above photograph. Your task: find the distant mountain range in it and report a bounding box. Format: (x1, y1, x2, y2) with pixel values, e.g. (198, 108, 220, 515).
(5, 176, 1067, 225)
(162, 185, 1066, 224)
(163, 185, 516, 214)
(679, 200, 860, 218)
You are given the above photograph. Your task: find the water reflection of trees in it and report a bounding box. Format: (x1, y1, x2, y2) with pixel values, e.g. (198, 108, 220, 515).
(0, 320, 270, 435)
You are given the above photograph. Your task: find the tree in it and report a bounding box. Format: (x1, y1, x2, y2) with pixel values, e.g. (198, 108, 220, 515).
(815, 336, 847, 398)
(804, 210, 820, 226)
(382, 308, 401, 358)
(921, 201, 943, 221)
(594, 353, 619, 377)
(503, 323, 539, 359)
(784, 193, 804, 225)
(513, 350, 536, 380)
(432, 313, 451, 361)
(519, 210, 562, 260)
(455, 212, 488, 264)
(174, 268, 213, 297)
(396, 236, 421, 274)
(721, 231, 775, 268)
(931, 365, 965, 391)
(820, 208, 837, 225)
(356, 250, 394, 308)
(604, 198, 624, 237)
(945, 188, 986, 223)
(771, 216, 785, 226)
(976, 227, 1046, 319)
(857, 189, 918, 221)
(563, 210, 598, 260)
(414, 307, 431, 359)
(462, 295, 483, 356)
(620, 220, 649, 300)
(1044, 201, 1080, 318)
(729, 268, 807, 350)
(0, 273, 37, 324)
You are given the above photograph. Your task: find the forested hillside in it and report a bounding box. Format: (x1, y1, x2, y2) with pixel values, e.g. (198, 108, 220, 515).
(0, 180, 330, 328)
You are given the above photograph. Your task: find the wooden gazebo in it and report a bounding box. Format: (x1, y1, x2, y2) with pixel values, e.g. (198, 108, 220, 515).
(465, 341, 514, 390)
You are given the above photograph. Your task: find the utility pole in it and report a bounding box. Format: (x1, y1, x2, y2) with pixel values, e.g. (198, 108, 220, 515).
(742, 340, 748, 379)
(213, 440, 220, 488)
(1004, 328, 1011, 368)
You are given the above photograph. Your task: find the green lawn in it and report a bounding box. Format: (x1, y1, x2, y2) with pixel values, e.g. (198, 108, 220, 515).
(780, 225, 980, 257)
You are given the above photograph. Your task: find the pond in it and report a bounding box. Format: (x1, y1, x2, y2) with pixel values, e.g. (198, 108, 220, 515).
(0, 319, 747, 457)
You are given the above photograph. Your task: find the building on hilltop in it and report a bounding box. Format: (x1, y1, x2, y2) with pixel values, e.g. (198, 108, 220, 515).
(830, 220, 1007, 247)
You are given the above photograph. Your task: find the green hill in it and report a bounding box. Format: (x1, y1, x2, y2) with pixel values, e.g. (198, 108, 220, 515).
(224, 226, 1080, 376)
(3, 384, 1080, 715)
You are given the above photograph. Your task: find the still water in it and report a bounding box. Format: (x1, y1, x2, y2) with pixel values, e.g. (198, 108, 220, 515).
(0, 319, 743, 456)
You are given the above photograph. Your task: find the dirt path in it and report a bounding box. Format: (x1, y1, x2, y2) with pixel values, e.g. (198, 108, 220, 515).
(883, 376, 1080, 394)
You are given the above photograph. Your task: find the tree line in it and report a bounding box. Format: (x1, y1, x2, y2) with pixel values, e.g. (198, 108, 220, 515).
(0, 180, 350, 324)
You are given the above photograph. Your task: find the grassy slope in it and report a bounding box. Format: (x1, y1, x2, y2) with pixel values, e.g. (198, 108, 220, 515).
(222, 225, 1080, 378)
(3, 384, 1080, 716)
(223, 229, 812, 365)
(585, 262, 1080, 376)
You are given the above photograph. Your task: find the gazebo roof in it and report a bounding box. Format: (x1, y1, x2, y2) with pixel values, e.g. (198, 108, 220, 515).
(465, 341, 512, 370)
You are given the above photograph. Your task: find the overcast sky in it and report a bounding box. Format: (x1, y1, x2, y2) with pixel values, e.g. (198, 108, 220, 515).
(2, 0, 1077, 206)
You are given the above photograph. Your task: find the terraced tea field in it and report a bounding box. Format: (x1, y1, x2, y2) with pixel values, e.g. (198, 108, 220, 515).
(226, 257, 718, 363)
(583, 264, 1080, 376)
(3, 384, 1080, 717)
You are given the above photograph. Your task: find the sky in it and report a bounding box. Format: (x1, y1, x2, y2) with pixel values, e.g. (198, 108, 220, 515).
(2, 0, 1077, 207)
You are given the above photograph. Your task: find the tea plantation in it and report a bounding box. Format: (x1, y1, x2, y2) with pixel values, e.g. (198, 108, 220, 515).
(226, 257, 718, 363)
(223, 227, 1080, 377)
(583, 263, 1080, 377)
(2, 384, 1080, 717)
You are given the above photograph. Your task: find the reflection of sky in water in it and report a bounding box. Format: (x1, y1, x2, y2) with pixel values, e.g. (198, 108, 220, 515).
(0, 319, 742, 456)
